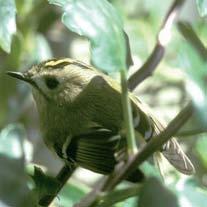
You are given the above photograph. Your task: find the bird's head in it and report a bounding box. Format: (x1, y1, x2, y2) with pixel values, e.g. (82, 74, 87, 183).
(7, 58, 97, 106)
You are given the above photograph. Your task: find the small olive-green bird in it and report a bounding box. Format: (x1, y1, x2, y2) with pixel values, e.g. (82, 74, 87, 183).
(7, 58, 194, 177)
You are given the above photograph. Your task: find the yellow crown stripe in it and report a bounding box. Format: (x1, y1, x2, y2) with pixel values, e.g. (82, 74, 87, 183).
(45, 58, 74, 67)
(44, 58, 95, 71)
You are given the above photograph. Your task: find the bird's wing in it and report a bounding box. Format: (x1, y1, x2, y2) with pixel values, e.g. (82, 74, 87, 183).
(65, 128, 122, 174)
(64, 127, 144, 182)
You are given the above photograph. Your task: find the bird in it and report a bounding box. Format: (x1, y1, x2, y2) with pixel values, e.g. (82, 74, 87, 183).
(7, 58, 195, 178)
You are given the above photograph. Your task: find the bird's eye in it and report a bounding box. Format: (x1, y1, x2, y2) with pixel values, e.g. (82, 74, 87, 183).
(45, 77, 59, 90)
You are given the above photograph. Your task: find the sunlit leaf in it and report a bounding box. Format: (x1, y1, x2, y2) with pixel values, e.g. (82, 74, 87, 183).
(195, 135, 207, 167)
(0, 124, 33, 162)
(48, 0, 127, 72)
(173, 177, 207, 207)
(33, 34, 53, 62)
(122, 197, 138, 207)
(196, 0, 207, 17)
(0, 0, 16, 53)
(0, 124, 25, 159)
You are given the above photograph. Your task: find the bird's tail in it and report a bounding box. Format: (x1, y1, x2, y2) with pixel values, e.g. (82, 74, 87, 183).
(151, 116, 195, 175)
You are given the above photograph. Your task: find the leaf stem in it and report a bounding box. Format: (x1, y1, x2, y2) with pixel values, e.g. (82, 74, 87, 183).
(120, 68, 137, 155)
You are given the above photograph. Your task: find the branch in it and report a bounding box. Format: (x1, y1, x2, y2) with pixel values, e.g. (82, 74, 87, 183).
(176, 127, 207, 137)
(128, 0, 185, 91)
(39, 164, 76, 206)
(177, 21, 207, 61)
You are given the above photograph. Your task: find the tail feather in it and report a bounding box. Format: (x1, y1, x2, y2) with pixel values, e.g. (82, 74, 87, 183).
(150, 115, 195, 175)
(162, 138, 195, 174)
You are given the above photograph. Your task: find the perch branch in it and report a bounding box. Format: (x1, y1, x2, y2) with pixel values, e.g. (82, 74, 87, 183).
(176, 127, 207, 137)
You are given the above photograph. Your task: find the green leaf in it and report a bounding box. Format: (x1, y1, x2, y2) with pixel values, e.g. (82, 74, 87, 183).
(0, 156, 36, 207)
(178, 43, 207, 125)
(49, 0, 127, 72)
(196, 0, 207, 17)
(138, 177, 179, 207)
(0, 124, 36, 207)
(195, 135, 207, 167)
(5, 33, 23, 68)
(55, 180, 89, 207)
(0, 124, 33, 162)
(140, 161, 162, 179)
(30, 166, 88, 206)
(16, 0, 35, 18)
(173, 177, 207, 207)
(0, 0, 16, 53)
(31, 166, 60, 202)
(32, 34, 53, 62)
(0, 124, 25, 159)
(122, 197, 138, 207)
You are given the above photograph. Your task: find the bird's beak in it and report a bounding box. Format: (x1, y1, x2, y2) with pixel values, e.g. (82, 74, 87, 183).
(6, 71, 32, 84)
(7, 71, 50, 101)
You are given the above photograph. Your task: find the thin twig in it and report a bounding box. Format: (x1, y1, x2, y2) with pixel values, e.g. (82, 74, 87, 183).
(177, 21, 207, 61)
(176, 127, 207, 137)
(39, 164, 76, 206)
(128, 0, 185, 91)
